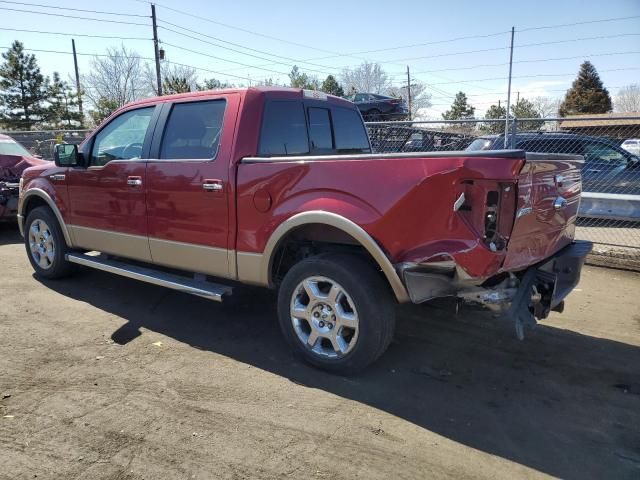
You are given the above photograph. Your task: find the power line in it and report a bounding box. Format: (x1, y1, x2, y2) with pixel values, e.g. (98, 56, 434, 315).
(158, 23, 334, 75)
(389, 33, 640, 63)
(400, 50, 640, 75)
(0, 6, 150, 25)
(518, 15, 640, 32)
(0, 26, 151, 41)
(0, 45, 254, 82)
(0, 0, 148, 17)
(133, 0, 346, 57)
(422, 67, 640, 86)
(161, 42, 291, 76)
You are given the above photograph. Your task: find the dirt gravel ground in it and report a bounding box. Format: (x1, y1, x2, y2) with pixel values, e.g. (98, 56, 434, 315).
(1, 222, 639, 480)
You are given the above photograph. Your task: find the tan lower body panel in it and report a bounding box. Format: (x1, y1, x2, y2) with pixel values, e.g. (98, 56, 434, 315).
(149, 237, 232, 278)
(67, 225, 235, 279)
(236, 251, 266, 286)
(68, 225, 153, 262)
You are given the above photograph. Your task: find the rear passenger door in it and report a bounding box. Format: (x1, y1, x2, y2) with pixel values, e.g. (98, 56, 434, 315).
(145, 94, 240, 278)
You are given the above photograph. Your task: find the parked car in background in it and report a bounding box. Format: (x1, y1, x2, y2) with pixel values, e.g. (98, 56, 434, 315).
(344, 93, 408, 121)
(0, 134, 46, 220)
(621, 138, 640, 156)
(467, 132, 640, 194)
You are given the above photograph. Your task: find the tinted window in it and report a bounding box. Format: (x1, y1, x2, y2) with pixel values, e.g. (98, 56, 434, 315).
(160, 100, 226, 160)
(91, 107, 154, 166)
(332, 108, 371, 153)
(517, 138, 579, 154)
(354, 94, 370, 102)
(259, 101, 309, 156)
(308, 107, 333, 151)
(467, 138, 495, 151)
(582, 142, 627, 166)
(0, 138, 31, 156)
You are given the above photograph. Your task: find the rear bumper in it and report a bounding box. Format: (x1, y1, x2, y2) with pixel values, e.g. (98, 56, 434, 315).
(536, 240, 592, 309)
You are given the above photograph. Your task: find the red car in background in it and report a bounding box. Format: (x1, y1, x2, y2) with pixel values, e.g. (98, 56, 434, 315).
(0, 134, 46, 220)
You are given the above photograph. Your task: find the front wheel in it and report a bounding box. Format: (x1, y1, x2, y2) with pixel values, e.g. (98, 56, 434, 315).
(277, 254, 396, 374)
(24, 206, 73, 279)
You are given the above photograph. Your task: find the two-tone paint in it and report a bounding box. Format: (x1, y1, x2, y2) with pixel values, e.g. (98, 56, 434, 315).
(19, 87, 583, 304)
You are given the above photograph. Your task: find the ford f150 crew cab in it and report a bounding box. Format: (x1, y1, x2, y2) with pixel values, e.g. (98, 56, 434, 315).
(18, 87, 591, 373)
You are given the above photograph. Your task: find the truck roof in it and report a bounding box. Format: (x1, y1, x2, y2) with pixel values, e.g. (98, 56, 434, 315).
(124, 87, 354, 110)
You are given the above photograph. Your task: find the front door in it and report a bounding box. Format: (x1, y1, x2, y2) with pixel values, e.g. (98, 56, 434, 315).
(66, 106, 157, 261)
(145, 94, 239, 278)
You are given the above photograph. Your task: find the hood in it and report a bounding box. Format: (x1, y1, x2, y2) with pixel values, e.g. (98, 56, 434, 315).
(0, 154, 49, 183)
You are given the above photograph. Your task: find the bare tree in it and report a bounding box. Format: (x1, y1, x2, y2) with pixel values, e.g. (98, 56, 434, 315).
(82, 45, 149, 109)
(340, 62, 391, 94)
(532, 96, 560, 118)
(388, 82, 432, 119)
(614, 84, 640, 113)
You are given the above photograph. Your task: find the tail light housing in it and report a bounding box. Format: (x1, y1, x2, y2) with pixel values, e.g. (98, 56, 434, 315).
(455, 180, 517, 251)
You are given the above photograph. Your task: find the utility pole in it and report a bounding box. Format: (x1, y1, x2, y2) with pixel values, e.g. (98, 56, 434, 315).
(151, 4, 162, 96)
(406, 65, 412, 121)
(71, 39, 83, 124)
(504, 26, 515, 148)
(516, 91, 520, 104)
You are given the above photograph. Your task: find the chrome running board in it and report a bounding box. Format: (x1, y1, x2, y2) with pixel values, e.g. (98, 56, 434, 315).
(66, 252, 232, 302)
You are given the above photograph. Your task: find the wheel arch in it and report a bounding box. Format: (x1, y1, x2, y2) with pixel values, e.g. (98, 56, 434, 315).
(258, 211, 409, 303)
(19, 188, 74, 247)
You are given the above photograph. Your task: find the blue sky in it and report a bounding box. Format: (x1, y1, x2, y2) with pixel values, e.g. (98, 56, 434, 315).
(1, 0, 639, 117)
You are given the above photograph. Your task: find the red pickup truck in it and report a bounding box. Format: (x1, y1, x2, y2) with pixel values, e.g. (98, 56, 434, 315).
(18, 87, 591, 373)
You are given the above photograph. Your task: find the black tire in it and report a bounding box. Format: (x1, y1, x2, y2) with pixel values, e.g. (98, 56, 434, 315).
(277, 254, 396, 374)
(24, 206, 73, 279)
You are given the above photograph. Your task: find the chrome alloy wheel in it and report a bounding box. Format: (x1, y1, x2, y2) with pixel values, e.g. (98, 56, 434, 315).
(290, 276, 359, 359)
(28, 219, 55, 270)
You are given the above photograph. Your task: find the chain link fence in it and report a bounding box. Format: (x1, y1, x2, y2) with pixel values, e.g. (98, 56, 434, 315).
(366, 116, 640, 268)
(3, 129, 91, 161)
(3, 119, 639, 267)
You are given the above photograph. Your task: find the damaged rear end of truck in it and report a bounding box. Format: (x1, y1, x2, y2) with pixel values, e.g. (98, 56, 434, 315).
(397, 150, 591, 338)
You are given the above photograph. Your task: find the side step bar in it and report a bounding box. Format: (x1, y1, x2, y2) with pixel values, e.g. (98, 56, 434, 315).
(66, 252, 232, 302)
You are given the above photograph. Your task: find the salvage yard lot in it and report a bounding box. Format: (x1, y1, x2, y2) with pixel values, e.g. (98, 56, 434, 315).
(0, 223, 639, 480)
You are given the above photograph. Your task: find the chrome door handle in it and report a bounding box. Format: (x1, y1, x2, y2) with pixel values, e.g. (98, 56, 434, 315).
(202, 181, 223, 192)
(49, 174, 65, 181)
(127, 177, 143, 186)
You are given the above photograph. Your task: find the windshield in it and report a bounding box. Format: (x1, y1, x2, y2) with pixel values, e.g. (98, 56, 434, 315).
(466, 138, 495, 151)
(0, 138, 32, 156)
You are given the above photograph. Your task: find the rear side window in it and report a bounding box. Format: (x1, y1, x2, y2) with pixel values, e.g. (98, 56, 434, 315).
(308, 107, 333, 152)
(259, 101, 309, 156)
(160, 99, 226, 160)
(517, 139, 579, 154)
(332, 108, 371, 153)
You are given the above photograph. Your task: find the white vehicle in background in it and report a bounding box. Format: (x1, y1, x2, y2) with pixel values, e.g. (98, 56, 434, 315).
(621, 138, 640, 156)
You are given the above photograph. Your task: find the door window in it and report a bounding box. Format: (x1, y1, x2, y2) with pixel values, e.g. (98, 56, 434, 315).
(259, 101, 309, 156)
(582, 142, 627, 167)
(307, 107, 333, 152)
(90, 107, 154, 166)
(160, 99, 227, 160)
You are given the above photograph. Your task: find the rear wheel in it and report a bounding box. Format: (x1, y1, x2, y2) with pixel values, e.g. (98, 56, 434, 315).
(24, 206, 73, 279)
(277, 254, 396, 374)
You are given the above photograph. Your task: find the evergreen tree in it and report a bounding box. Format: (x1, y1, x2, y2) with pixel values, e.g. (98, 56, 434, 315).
(46, 72, 83, 128)
(320, 75, 344, 97)
(511, 98, 543, 131)
(197, 78, 234, 91)
(559, 61, 612, 116)
(288, 66, 318, 90)
(0, 41, 49, 129)
(89, 97, 119, 126)
(481, 103, 507, 134)
(442, 92, 475, 120)
(164, 75, 192, 94)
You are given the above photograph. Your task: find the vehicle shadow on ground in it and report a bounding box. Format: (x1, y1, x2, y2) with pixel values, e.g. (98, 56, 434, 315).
(0, 222, 22, 246)
(37, 268, 640, 480)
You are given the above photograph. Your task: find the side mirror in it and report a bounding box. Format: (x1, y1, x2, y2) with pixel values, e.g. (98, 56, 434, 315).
(54, 143, 79, 167)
